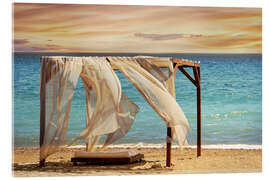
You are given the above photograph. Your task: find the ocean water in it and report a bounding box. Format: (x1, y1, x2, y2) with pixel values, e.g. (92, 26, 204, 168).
(13, 53, 262, 148)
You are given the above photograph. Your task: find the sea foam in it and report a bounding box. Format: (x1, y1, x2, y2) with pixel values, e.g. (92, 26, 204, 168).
(69, 143, 262, 150)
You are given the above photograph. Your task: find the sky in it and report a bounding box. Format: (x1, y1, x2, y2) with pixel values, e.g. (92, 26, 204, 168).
(13, 3, 262, 53)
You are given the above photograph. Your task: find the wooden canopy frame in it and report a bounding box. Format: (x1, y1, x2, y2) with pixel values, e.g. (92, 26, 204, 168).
(39, 57, 201, 167)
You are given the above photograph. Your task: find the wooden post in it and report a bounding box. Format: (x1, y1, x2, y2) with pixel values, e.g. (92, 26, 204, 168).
(39, 59, 46, 167)
(166, 127, 172, 167)
(193, 66, 201, 157)
(165, 63, 177, 167)
(197, 81, 201, 157)
(176, 62, 202, 157)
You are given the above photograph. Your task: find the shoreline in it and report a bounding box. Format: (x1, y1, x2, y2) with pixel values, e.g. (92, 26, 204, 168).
(13, 146, 262, 177)
(13, 143, 262, 150)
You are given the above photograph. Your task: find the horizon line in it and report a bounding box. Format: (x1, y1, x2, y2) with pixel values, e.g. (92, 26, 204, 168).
(13, 52, 262, 55)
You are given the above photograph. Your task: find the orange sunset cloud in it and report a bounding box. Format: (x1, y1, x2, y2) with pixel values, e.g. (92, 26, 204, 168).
(13, 3, 262, 53)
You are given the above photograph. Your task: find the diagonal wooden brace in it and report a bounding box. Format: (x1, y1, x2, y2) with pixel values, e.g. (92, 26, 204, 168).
(179, 66, 197, 86)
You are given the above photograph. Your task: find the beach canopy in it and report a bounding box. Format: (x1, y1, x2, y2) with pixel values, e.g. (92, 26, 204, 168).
(39, 56, 201, 166)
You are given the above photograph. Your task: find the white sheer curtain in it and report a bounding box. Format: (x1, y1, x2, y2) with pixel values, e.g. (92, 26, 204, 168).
(40, 57, 82, 160)
(40, 57, 139, 159)
(73, 57, 139, 151)
(108, 57, 189, 147)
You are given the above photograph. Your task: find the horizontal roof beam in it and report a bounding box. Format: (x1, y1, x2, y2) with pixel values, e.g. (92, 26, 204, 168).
(172, 58, 200, 67)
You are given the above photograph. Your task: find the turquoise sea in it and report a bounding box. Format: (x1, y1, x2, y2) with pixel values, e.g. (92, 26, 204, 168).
(13, 53, 262, 148)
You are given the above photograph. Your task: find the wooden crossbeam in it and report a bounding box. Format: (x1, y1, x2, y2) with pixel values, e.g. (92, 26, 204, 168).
(172, 58, 200, 67)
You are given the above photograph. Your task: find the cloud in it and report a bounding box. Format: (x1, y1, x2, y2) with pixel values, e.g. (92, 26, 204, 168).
(134, 33, 203, 41)
(14, 46, 47, 52)
(14, 43, 69, 52)
(13, 38, 29, 45)
(196, 34, 262, 50)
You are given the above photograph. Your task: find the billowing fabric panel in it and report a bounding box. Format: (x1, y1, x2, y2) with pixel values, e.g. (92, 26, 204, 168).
(73, 57, 139, 151)
(40, 57, 82, 160)
(108, 57, 189, 147)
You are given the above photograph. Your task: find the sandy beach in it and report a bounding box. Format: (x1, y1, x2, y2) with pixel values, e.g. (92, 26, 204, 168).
(12, 147, 262, 177)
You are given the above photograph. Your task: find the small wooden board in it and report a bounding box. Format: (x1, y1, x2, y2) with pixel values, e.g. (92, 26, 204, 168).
(71, 149, 144, 165)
